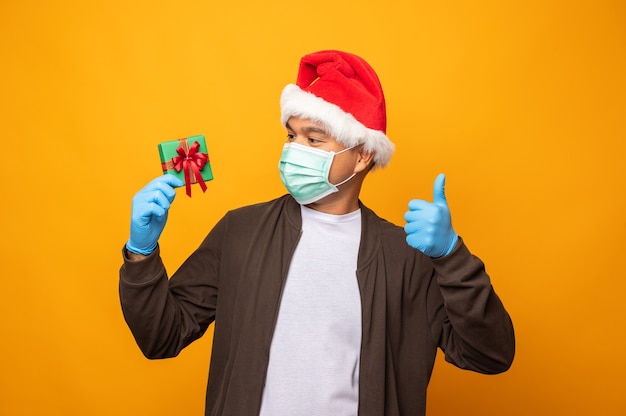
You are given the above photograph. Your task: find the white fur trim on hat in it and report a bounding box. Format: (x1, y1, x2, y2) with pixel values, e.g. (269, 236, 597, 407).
(280, 84, 395, 168)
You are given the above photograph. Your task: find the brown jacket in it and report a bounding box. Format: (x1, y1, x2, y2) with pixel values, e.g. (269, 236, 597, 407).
(119, 195, 515, 416)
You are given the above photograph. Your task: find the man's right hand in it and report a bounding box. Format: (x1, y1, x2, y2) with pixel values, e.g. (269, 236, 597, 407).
(126, 174, 184, 256)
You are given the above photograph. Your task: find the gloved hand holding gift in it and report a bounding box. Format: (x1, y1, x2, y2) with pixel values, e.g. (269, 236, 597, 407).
(126, 135, 213, 256)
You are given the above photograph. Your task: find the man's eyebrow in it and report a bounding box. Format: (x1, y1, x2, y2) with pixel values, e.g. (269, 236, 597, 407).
(304, 125, 329, 136)
(285, 121, 329, 136)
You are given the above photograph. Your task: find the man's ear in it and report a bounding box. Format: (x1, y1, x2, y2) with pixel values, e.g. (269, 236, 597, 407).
(354, 149, 375, 174)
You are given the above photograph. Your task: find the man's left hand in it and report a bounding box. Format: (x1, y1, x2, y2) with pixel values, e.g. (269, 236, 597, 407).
(404, 173, 459, 258)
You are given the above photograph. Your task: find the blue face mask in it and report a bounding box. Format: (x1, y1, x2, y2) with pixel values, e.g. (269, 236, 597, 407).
(278, 142, 356, 205)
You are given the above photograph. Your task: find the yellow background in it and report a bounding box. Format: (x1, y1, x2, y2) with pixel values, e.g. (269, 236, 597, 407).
(1, 0, 624, 414)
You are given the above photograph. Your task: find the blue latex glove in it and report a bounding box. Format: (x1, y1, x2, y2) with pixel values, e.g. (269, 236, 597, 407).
(126, 174, 184, 255)
(404, 173, 459, 258)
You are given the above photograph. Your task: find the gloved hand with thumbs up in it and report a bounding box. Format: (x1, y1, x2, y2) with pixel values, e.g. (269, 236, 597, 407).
(404, 173, 459, 258)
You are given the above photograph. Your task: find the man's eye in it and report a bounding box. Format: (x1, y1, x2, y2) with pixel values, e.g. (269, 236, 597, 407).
(286, 134, 295, 141)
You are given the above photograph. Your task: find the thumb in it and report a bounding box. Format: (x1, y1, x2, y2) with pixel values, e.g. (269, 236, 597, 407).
(433, 173, 447, 206)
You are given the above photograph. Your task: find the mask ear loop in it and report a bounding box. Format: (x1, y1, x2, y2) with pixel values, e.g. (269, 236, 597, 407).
(332, 172, 356, 187)
(328, 145, 358, 187)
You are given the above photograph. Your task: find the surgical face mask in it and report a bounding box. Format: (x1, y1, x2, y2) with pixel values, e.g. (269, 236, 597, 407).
(278, 142, 356, 205)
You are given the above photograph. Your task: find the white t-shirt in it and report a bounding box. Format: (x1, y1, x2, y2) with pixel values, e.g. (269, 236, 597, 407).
(259, 205, 363, 416)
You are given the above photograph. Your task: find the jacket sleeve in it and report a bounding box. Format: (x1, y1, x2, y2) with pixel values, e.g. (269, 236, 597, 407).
(118, 215, 227, 359)
(427, 237, 515, 374)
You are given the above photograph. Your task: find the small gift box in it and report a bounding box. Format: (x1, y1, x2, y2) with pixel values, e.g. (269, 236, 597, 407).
(158, 135, 213, 197)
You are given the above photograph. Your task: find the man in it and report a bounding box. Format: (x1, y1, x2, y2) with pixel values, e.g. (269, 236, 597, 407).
(120, 50, 515, 416)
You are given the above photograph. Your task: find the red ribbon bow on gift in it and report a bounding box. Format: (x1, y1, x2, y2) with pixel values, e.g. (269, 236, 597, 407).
(171, 141, 208, 197)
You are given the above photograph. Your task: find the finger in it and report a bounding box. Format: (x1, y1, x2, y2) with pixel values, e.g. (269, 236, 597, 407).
(404, 208, 429, 223)
(136, 189, 172, 217)
(161, 174, 185, 188)
(145, 175, 182, 202)
(145, 174, 184, 191)
(407, 199, 431, 211)
(403, 220, 423, 234)
(148, 189, 173, 212)
(143, 202, 167, 220)
(132, 199, 167, 225)
(154, 180, 178, 203)
(406, 233, 429, 253)
(433, 173, 447, 206)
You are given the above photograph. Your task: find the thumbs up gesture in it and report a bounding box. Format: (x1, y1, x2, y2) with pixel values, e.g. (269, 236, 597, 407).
(404, 173, 459, 258)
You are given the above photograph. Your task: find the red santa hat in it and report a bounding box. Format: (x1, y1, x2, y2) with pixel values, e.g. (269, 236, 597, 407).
(280, 50, 395, 168)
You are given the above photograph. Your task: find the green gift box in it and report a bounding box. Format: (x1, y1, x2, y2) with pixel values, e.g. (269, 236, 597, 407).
(158, 135, 213, 197)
